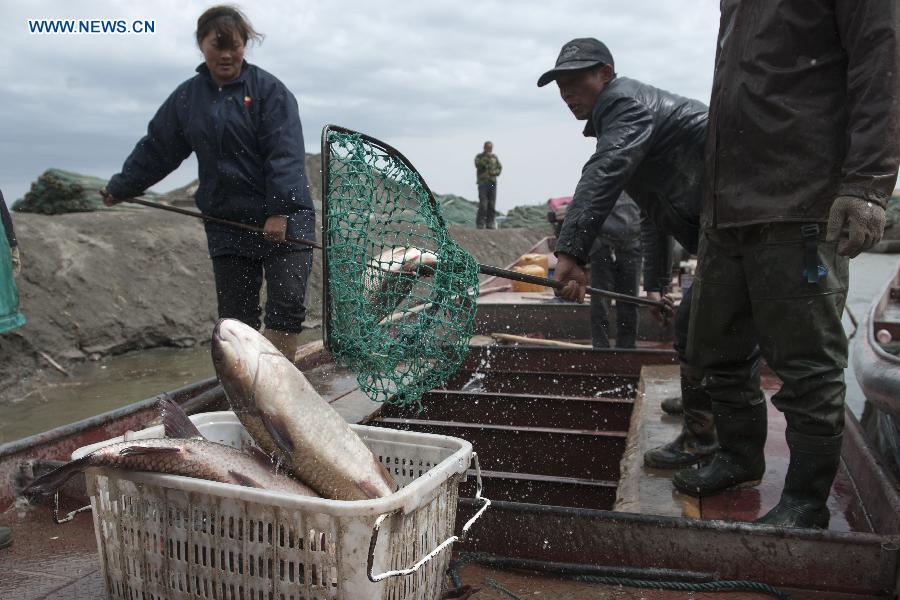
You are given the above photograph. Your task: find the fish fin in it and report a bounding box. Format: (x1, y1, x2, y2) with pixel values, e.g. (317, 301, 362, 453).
(357, 480, 385, 500)
(228, 470, 265, 489)
(158, 398, 204, 439)
(261, 413, 296, 453)
(24, 456, 92, 497)
(118, 446, 182, 457)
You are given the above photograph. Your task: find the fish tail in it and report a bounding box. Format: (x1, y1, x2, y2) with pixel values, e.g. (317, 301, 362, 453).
(24, 456, 92, 497)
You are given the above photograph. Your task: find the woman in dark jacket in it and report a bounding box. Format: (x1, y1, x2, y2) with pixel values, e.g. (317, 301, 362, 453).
(102, 6, 315, 359)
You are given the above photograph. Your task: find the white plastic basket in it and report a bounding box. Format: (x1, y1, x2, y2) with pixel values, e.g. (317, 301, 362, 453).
(72, 411, 484, 600)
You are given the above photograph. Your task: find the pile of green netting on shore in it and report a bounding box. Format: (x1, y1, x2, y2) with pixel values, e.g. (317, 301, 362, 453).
(13, 168, 157, 215)
(500, 203, 549, 229)
(384, 192, 492, 228)
(434, 193, 482, 227)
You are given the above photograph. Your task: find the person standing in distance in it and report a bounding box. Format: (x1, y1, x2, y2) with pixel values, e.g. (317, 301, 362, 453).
(475, 141, 502, 229)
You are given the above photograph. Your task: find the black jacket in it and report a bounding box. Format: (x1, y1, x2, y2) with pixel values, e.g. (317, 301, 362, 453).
(591, 192, 641, 248)
(555, 77, 707, 292)
(107, 62, 315, 257)
(705, 0, 899, 228)
(0, 192, 16, 249)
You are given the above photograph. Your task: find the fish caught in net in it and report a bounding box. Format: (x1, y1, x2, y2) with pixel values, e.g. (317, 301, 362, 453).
(322, 126, 480, 407)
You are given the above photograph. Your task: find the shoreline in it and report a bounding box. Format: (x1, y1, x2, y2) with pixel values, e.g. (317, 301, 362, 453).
(0, 208, 547, 404)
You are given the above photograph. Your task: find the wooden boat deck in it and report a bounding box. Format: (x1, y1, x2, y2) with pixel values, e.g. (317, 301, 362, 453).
(616, 365, 871, 532)
(2, 280, 898, 599)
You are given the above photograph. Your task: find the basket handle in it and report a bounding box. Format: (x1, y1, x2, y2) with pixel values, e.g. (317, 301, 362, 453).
(52, 492, 92, 524)
(367, 452, 490, 582)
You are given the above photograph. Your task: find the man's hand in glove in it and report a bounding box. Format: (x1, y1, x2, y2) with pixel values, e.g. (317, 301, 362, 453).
(10, 246, 20, 277)
(826, 196, 886, 258)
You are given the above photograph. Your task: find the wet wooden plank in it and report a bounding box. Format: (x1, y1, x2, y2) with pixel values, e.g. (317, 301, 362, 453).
(373, 418, 627, 480)
(459, 470, 618, 509)
(614, 364, 700, 518)
(381, 390, 633, 431)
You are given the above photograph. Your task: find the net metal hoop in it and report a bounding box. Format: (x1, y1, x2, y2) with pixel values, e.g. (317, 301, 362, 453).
(321, 125, 480, 407)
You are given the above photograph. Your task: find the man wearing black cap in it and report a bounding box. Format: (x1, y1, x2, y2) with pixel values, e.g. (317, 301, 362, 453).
(539, 38, 731, 470)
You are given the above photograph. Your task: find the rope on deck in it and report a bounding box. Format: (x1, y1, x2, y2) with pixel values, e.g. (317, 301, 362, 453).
(449, 552, 794, 600)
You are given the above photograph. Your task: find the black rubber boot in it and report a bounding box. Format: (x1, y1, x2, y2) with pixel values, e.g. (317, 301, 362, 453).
(755, 430, 842, 529)
(660, 395, 683, 415)
(673, 400, 767, 497)
(645, 364, 717, 469)
(0, 527, 11, 550)
(644, 428, 717, 469)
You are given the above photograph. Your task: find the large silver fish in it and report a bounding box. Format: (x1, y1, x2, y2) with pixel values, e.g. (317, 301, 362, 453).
(365, 246, 439, 322)
(25, 399, 318, 498)
(211, 318, 399, 500)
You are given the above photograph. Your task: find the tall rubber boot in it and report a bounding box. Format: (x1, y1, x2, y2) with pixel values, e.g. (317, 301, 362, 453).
(644, 362, 717, 469)
(673, 399, 767, 497)
(263, 329, 302, 363)
(660, 395, 683, 415)
(755, 430, 842, 529)
(0, 526, 11, 549)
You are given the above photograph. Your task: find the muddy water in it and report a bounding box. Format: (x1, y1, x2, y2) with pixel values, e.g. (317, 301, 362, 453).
(0, 328, 323, 444)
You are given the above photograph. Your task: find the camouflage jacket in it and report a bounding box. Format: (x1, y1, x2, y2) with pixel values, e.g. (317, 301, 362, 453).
(474, 153, 502, 184)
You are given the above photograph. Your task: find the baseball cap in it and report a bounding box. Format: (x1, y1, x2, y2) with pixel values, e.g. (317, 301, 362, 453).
(537, 38, 614, 87)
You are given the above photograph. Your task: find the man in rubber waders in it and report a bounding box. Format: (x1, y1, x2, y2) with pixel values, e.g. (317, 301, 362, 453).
(540, 38, 736, 469)
(672, 1, 899, 529)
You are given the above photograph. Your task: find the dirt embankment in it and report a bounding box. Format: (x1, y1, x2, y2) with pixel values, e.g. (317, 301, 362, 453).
(0, 208, 547, 403)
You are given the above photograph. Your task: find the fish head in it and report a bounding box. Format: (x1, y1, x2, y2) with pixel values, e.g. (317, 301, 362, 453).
(212, 319, 315, 415)
(212, 319, 288, 410)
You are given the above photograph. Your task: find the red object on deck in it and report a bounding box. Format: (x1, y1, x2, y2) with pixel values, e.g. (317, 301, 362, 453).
(547, 196, 573, 211)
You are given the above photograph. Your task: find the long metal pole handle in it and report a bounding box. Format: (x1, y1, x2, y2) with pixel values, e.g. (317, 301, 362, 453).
(477, 264, 666, 309)
(123, 198, 323, 249)
(367, 452, 490, 582)
(126, 198, 660, 309)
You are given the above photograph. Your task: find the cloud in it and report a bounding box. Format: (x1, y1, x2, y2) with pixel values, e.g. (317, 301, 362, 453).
(0, 0, 721, 209)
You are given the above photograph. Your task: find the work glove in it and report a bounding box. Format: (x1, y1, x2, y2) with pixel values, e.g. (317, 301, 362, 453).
(826, 196, 886, 258)
(10, 246, 20, 277)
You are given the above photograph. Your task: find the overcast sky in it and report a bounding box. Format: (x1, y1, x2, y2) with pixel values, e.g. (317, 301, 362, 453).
(1, 0, 722, 210)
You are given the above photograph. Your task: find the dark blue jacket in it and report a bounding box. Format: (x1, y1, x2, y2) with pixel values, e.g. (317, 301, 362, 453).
(107, 62, 315, 257)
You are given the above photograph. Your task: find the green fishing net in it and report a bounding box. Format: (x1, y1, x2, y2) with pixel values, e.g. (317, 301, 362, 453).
(322, 127, 480, 407)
